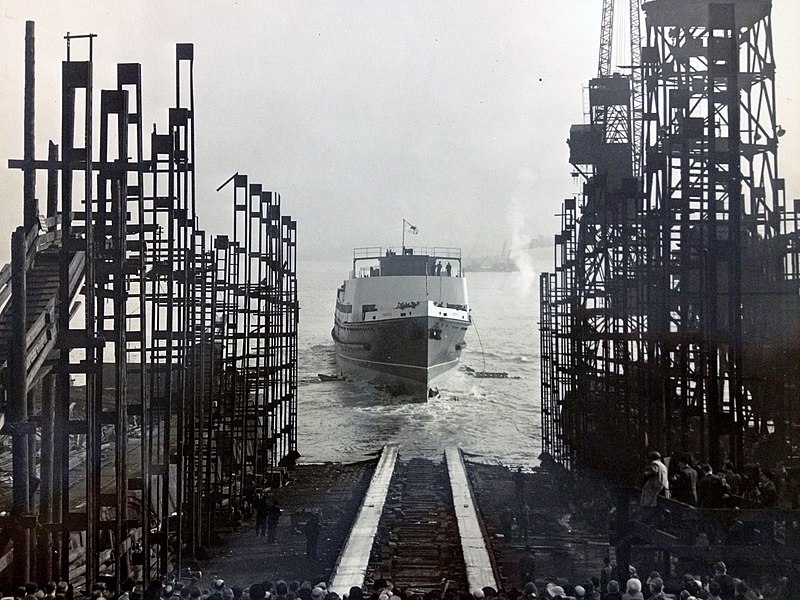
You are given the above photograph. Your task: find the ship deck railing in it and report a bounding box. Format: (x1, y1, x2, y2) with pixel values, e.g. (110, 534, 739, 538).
(353, 246, 462, 261)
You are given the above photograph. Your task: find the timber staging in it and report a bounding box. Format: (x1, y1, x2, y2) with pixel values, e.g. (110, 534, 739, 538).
(0, 22, 299, 586)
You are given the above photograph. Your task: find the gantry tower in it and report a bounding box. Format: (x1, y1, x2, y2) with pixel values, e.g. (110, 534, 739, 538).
(541, 0, 800, 479)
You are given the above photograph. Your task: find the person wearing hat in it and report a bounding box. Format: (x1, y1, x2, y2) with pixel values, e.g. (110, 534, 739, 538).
(670, 455, 698, 506)
(347, 588, 363, 600)
(680, 574, 704, 599)
(641, 451, 670, 507)
(604, 581, 622, 600)
(42, 583, 56, 600)
(582, 583, 599, 600)
(706, 582, 721, 600)
(310, 589, 325, 600)
(521, 583, 538, 600)
(545, 583, 565, 599)
(210, 581, 227, 600)
(249, 585, 266, 600)
(647, 578, 671, 600)
(519, 546, 537, 588)
(24, 583, 39, 600)
(711, 562, 735, 599)
(254, 491, 269, 537)
(600, 557, 614, 593)
(621, 578, 643, 600)
(304, 512, 322, 560)
(266, 496, 283, 543)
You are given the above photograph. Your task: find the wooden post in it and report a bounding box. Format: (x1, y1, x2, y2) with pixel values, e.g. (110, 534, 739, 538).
(24, 20, 37, 230)
(10, 226, 30, 582)
(39, 372, 55, 582)
(47, 141, 59, 224)
(613, 486, 631, 586)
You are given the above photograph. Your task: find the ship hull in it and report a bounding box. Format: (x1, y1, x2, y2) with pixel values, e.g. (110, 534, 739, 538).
(333, 315, 468, 392)
(333, 247, 470, 395)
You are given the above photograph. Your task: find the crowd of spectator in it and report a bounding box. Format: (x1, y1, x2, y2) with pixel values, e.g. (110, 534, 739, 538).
(3, 455, 794, 600)
(641, 452, 797, 511)
(3, 556, 789, 600)
(513, 558, 789, 600)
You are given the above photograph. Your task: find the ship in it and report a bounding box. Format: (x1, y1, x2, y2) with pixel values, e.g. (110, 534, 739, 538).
(332, 245, 471, 394)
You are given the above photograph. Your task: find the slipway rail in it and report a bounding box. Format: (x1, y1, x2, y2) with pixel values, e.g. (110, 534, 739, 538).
(329, 444, 400, 595)
(330, 446, 498, 595)
(446, 446, 498, 592)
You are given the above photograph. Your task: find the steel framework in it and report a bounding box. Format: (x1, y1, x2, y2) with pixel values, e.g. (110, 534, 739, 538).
(0, 23, 299, 588)
(541, 0, 800, 481)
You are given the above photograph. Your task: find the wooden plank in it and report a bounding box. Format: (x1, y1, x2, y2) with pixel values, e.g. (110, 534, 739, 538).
(329, 444, 399, 595)
(447, 446, 498, 592)
(26, 336, 57, 393)
(0, 548, 13, 574)
(631, 543, 800, 564)
(631, 520, 680, 547)
(0, 263, 12, 309)
(25, 301, 55, 352)
(655, 496, 800, 522)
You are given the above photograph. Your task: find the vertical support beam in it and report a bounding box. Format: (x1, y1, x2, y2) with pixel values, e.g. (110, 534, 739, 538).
(46, 141, 59, 223)
(38, 373, 55, 583)
(118, 59, 149, 586)
(83, 52, 99, 591)
(12, 24, 39, 580)
(59, 41, 96, 582)
(286, 218, 298, 456)
(172, 44, 196, 575)
(539, 272, 554, 457)
(98, 86, 132, 583)
(706, 2, 739, 469)
(612, 487, 631, 584)
(24, 20, 37, 230)
(145, 127, 180, 580)
(10, 227, 31, 583)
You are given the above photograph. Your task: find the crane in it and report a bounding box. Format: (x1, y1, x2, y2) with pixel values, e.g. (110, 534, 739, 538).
(597, 0, 643, 178)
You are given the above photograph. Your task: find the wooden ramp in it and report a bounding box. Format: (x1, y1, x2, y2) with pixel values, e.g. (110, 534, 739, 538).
(445, 446, 498, 593)
(330, 446, 498, 595)
(329, 444, 400, 595)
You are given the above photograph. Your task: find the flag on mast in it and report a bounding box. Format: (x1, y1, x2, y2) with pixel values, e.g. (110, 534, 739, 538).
(402, 219, 418, 250)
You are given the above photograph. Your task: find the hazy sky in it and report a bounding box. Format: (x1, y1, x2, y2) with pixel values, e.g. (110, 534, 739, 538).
(1, 1, 798, 264)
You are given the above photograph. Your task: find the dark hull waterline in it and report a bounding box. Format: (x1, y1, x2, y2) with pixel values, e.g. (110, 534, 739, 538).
(333, 315, 468, 392)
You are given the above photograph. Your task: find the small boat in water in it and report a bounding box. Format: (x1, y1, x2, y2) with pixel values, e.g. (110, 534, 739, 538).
(332, 245, 471, 395)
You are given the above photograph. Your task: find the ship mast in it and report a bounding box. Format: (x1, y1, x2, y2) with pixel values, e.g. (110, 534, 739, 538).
(402, 218, 418, 252)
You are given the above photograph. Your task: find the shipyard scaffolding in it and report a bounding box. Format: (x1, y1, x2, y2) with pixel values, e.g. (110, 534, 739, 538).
(540, 0, 800, 579)
(540, 0, 800, 573)
(0, 23, 299, 587)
